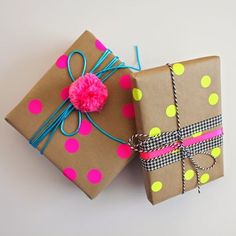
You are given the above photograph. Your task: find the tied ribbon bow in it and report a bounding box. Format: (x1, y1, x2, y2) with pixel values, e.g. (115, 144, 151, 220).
(30, 47, 141, 154)
(161, 130, 216, 194)
(128, 125, 217, 194)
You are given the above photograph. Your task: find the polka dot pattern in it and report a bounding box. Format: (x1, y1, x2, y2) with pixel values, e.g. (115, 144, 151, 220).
(56, 55, 68, 69)
(211, 147, 221, 158)
(122, 103, 135, 119)
(63, 167, 77, 181)
(184, 169, 195, 181)
(117, 144, 132, 159)
(173, 63, 185, 76)
(28, 99, 43, 115)
(78, 119, 93, 136)
(149, 127, 161, 137)
(208, 93, 219, 105)
(132, 88, 143, 101)
(166, 104, 176, 118)
(151, 181, 163, 192)
(87, 169, 103, 184)
(201, 75, 211, 88)
(119, 74, 132, 90)
(35, 49, 222, 195)
(200, 173, 210, 184)
(198, 74, 220, 108)
(139, 61, 220, 197)
(95, 39, 106, 51)
(64, 138, 80, 153)
(60, 86, 69, 100)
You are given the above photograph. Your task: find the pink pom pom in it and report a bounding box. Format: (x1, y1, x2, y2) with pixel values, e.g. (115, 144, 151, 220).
(69, 73, 108, 112)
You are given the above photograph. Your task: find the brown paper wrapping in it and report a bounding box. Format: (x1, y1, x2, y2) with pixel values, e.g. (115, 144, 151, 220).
(5, 31, 136, 199)
(131, 56, 224, 205)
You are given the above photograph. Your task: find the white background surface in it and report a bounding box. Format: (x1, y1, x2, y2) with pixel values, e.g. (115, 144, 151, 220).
(0, 0, 235, 235)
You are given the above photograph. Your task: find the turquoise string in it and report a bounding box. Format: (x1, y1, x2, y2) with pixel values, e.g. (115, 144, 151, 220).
(85, 113, 125, 143)
(29, 46, 141, 154)
(67, 50, 87, 81)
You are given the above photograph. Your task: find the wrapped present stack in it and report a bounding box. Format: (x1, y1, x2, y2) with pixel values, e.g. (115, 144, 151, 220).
(5, 30, 224, 205)
(130, 56, 223, 204)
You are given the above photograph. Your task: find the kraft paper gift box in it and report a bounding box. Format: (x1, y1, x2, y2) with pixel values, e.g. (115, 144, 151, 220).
(5, 30, 140, 199)
(130, 56, 224, 205)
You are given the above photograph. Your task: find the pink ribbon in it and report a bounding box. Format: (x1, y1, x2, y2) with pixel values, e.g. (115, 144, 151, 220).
(140, 128, 223, 160)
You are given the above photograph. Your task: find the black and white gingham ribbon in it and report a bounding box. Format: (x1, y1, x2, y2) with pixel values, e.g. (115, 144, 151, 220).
(129, 115, 222, 153)
(140, 135, 223, 171)
(128, 64, 223, 194)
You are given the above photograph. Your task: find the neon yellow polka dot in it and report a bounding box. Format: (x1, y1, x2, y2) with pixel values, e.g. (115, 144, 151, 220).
(201, 75, 212, 88)
(173, 63, 185, 76)
(151, 181, 163, 192)
(211, 147, 221, 158)
(208, 93, 219, 105)
(149, 127, 161, 137)
(132, 88, 143, 101)
(184, 169, 195, 181)
(166, 104, 176, 117)
(192, 132, 202, 137)
(200, 173, 210, 184)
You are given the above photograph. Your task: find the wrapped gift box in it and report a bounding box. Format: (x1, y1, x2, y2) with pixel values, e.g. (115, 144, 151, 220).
(130, 56, 224, 204)
(5, 30, 138, 199)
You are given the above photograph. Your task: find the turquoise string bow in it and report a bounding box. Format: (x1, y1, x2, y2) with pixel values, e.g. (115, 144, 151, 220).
(29, 47, 141, 154)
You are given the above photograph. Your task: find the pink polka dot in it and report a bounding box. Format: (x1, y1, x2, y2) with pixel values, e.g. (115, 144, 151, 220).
(55, 54, 68, 69)
(119, 74, 132, 90)
(64, 138, 79, 153)
(60, 86, 69, 100)
(79, 119, 93, 136)
(122, 103, 135, 119)
(63, 167, 77, 181)
(95, 39, 106, 51)
(116, 144, 133, 159)
(87, 169, 103, 184)
(28, 99, 43, 115)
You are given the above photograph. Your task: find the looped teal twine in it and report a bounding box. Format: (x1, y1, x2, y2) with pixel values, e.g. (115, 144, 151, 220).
(29, 47, 141, 154)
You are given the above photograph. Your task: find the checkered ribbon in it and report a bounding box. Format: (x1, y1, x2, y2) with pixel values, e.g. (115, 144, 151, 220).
(138, 115, 222, 152)
(140, 135, 223, 171)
